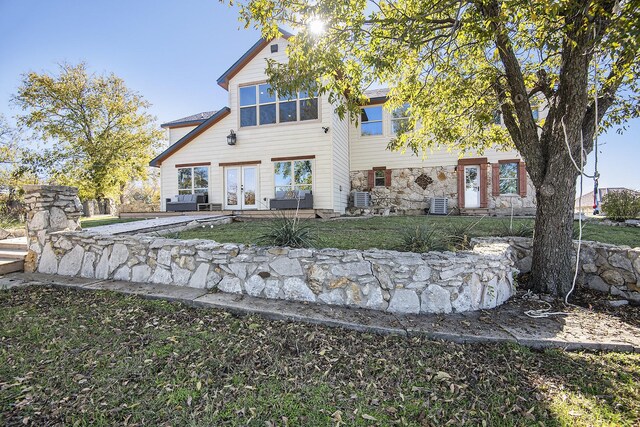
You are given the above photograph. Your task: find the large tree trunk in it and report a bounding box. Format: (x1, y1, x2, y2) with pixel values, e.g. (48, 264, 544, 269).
(530, 157, 579, 296)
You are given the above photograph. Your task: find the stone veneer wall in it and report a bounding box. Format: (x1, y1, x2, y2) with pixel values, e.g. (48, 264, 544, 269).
(349, 166, 537, 216)
(24, 185, 517, 315)
(472, 237, 640, 302)
(486, 168, 537, 216)
(350, 167, 458, 215)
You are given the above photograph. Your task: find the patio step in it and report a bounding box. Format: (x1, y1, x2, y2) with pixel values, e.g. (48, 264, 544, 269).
(0, 237, 28, 274)
(459, 208, 491, 216)
(0, 237, 28, 251)
(0, 258, 24, 275)
(0, 248, 29, 260)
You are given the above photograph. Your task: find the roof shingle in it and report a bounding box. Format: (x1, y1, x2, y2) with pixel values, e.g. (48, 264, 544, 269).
(161, 111, 218, 128)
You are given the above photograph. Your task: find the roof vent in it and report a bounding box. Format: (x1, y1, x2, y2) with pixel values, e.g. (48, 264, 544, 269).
(270, 44, 278, 53)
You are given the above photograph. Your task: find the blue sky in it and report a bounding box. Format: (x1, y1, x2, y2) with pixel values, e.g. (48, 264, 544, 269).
(0, 0, 638, 192)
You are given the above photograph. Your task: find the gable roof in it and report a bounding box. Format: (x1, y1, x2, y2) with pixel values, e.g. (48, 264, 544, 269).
(364, 88, 390, 104)
(161, 111, 218, 129)
(216, 28, 294, 90)
(150, 107, 231, 167)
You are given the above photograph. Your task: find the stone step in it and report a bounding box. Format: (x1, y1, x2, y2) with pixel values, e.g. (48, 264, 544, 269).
(460, 208, 490, 216)
(0, 237, 28, 251)
(0, 248, 28, 260)
(0, 258, 24, 275)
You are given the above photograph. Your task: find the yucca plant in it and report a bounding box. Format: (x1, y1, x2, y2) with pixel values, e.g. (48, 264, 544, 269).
(445, 221, 481, 250)
(398, 225, 445, 253)
(257, 212, 316, 248)
(496, 220, 535, 238)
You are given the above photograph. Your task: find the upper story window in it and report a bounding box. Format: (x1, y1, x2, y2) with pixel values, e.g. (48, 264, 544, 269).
(239, 84, 318, 127)
(361, 106, 383, 136)
(391, 103, 411, 135)
(499, 162, 519, 194)
(493, 110, 502, 125)
(178, 166, 209, 195)
(531, 107, 539, 121)
(299, 90, 319, 121)
(259, 84, 277, 125)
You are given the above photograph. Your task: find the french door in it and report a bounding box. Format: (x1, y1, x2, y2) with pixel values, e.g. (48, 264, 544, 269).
(225, 166, 258, 210)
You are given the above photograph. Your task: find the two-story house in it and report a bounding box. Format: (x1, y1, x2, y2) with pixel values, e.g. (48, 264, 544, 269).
(150, 31, 537, 216)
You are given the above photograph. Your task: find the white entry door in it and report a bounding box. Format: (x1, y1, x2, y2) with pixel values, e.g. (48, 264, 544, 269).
(464, 165, 481, 208)
(225, 166, 258, 210)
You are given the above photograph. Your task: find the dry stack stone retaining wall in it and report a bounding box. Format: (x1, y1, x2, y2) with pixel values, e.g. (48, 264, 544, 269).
(24, 185, 517, 315)
(24, 185, 83, 273)
(472, 237, 640, 302)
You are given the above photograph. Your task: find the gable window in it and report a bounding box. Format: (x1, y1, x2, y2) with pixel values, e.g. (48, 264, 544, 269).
(279, 92, 297, 123)
(274, 160, 313, 197)
(178, 166, 209, 195)
(493, 110, 502, 125)
(531, 107, 539, 122)
(259, 84, 277, 125)
(300, 90, 319, 121)
(361, 106, 383, 136)
(239, 85, 319, 127)
(240, 86, 257, 127)
(391, 103, 412, 135)
(499, 162, 519, 194)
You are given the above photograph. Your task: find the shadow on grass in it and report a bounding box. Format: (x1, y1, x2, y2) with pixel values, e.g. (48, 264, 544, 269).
(0, 286, 637, 426)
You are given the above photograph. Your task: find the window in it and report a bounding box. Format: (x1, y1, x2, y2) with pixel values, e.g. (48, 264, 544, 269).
(239, 85, 318, 127)
(361, 106, 383, 136)
(259, 84, 276, 125)
(239, 86, 257, 127)
(374, 170, 386, 187)
(499, 162, 519, 194)
(299, 90, 319, 121)
(493, 110, 502, 125)
(178, 166, 209, 195)
(274, 160, 313, 197)
(531, 107, 539, 121)
(391, 103, 412, 135)
(279, 92, 297, 123)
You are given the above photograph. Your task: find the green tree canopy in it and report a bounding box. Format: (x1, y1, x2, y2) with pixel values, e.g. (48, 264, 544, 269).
(238, 0, 640, 296)
(13, 63, 162, 200)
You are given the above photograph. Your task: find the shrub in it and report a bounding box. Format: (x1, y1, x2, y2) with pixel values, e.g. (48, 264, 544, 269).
(601, 190, 640, 221)
(257, 214, 316, 248)
(398, 225, 445, 253)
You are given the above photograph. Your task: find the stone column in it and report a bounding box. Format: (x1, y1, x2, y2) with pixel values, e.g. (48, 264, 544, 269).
(23, 185, 83, 273)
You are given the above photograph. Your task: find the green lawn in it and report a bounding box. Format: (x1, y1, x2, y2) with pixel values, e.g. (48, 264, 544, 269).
(176, 215, 640, 250)
(0, 216, 24, 230)
(80, 216, 144, 228)
(1, 286, 637, 426)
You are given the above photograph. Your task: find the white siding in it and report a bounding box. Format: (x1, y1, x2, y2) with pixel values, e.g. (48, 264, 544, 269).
(168, 126, 196, 144)
(331, 104, 350, 213)
(158, 35, 539, 213)
(160, 37, 336, 211)
(349, 108, 524, 171)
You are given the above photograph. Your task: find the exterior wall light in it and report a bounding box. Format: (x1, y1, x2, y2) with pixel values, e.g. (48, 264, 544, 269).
(227, 129, 236, 145)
